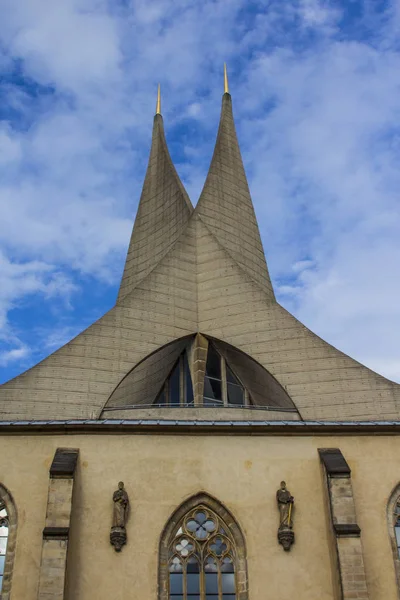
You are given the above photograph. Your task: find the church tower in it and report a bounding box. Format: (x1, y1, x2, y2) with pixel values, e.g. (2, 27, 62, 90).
(0, 70, 399, 600)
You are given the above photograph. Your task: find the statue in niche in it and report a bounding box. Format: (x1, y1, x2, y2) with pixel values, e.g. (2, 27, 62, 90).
(276, 481, 295, 551)
(110, 482, 130, 552)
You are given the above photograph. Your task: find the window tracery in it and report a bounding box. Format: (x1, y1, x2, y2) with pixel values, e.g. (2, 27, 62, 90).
(168, 506, 237, 600)
(387, 484, 400, 598)
(0, 501, 8, 592)
(395, 501, 400, 559)
(0, 485, 17, 600)
(159, 494, 248, 600)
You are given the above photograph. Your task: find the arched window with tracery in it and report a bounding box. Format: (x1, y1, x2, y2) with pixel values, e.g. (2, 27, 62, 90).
(387, 484, 400, 597)
(0, 484, 17, 600)
(0, 501, 9, 592)
(159, 494, 248, 600)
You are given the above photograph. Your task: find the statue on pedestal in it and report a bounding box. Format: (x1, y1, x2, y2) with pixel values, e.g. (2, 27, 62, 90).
(110, 482, 130, 552)
(276, 481, 295, 551)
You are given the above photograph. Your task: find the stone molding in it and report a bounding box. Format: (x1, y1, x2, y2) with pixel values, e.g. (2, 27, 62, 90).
(0, 483, 17, 600)
(49, 448, 79, 479)
(37, 448, 79, 600)
(319, 448, 369, 600)
(0, 420, 400, 435)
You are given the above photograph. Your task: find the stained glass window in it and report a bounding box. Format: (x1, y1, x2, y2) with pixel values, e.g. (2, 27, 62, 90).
(0, 501, 9, 593)
(168, 506, 238, 600)
(395, 502, 400, 557)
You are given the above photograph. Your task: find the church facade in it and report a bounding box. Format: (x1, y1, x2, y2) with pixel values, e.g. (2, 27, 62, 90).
(0, 75, 400, 600)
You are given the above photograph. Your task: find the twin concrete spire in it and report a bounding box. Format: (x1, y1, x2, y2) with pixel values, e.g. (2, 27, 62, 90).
(118, 67, 275, 302)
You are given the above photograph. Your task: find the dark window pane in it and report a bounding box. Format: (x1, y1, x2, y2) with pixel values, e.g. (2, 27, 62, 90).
(170, 573, 183, 594)
(0, 555, 4, 575)
(227, 383, 244, 406)
(226, 365, 240, 385)
(396, 525, 400, 549)
(205, 572, 218, 594)
(187, 572, 200, 594)
(222, 596, 236, 600)
(187, 597, 200, 600)
(169, 361, 181, 405)
(204, 377, 222, 403)
(187, 558, 200, 573)
(222, 573, 236, 593)
(206, 345, 221, 379)
(184, 352, 194, 405)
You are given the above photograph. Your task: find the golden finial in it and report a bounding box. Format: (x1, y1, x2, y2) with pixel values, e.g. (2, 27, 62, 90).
(224, 63, 229, 94)
(156, 83, 161, 115)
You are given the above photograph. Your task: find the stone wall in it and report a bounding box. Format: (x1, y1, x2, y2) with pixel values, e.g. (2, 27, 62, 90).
(0, 433, 398, 600)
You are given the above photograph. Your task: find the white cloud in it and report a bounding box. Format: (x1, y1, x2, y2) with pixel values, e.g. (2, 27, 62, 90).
(0, 345, 30, 367)
(0, 0, 400, 386)
(0, 251, 77, 328)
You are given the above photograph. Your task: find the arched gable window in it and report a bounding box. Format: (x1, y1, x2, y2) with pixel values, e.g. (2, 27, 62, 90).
(159, 493, 248, 600)
(0, 484, 17, 600)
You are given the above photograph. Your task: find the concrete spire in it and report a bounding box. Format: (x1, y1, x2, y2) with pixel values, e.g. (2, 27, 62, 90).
(195, 88, 275, 299)
(117, 108, 193, 301)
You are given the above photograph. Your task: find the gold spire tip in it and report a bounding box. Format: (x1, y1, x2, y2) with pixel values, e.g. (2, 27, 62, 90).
(224, 63, 229, 94)
(156, 84, 161, 115)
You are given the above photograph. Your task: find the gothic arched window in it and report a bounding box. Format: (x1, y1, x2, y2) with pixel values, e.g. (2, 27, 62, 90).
(0, 501, 8, 591)
(387, 484, 400, 596)
(0, 485, 17, 600)
(159, 493, 248, 600)
(395, 503, 400, 559)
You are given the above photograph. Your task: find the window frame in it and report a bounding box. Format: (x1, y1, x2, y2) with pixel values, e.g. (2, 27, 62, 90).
(159, 493, 248, 600)
(0, 484, 17, 600)
(387, 483, 400, 598)
(156, 353, 194, 408)
(203, 346, 250, 408)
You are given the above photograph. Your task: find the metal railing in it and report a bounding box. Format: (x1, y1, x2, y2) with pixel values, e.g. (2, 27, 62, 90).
(103, 402, 298, 413)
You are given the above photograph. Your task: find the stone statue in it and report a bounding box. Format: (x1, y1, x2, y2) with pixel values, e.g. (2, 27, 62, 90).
(110, 482, 129, 552)
(113, 481, 130, 527)
(276, 481, 295, 551)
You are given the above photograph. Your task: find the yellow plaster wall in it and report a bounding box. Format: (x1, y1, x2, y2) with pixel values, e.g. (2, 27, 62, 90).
(0, 433, 398, 600)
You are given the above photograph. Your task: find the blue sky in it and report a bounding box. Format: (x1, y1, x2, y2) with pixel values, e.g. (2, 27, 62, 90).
(1, 0, 400, 384)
